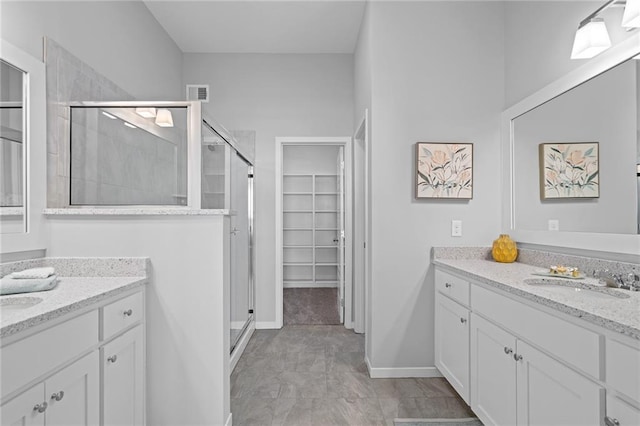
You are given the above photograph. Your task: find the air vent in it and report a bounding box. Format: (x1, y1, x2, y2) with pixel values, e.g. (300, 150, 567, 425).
(186, 84, 209, 103)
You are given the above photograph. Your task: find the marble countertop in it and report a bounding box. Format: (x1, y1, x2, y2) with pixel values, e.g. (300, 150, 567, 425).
(1, 275, 147, 339)
(433, 259, 640, 340)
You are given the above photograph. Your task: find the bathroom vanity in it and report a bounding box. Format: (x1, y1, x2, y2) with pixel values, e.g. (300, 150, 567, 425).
(0, 258, 148, 425)
(433, 251, 640, 426)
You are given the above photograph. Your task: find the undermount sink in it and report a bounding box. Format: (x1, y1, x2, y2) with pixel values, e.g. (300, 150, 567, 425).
(0, 296, 43, 315)
(523, 278, 630, 300)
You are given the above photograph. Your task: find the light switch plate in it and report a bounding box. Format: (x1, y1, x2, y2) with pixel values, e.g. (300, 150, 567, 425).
(548, 219, 559, 231)
(451, 220, 462, 237)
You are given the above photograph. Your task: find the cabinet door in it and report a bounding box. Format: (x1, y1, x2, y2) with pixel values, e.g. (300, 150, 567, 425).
(0, 384, 45, 426)
(45, 351, 99, 426)
(102, 325, 144, 426)
(516, 340, 604, 426)
(606, 394, 640, 426)
(470, 313, 517, 426)
(435, 293, 470, 403)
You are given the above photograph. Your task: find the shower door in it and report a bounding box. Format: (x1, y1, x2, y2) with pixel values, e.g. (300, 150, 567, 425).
(230, 150, 253, 352)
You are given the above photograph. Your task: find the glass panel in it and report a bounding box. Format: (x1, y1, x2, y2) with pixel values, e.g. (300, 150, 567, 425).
(315, 175, 337, 193)
(315, 212, 337, 229)
(315, 194, 337, 211)
(316, 265, 338, 282)
(284, 229, 312, 246)
(69, 106, 188, 206)
(230, 151, 252, 351)
(316, 230, 338, 246)
(283, 194, 312, 211)
(202, 123, 227, 209)
(316, 247, 337, 264)
(0, 59, 25, 233)
(283, 265, 312, 281)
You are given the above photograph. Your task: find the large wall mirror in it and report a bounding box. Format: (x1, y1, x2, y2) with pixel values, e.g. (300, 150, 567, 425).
(502, 33, 640, 256)
(0, 39, 46, 255)
(0, 58, 26, 233)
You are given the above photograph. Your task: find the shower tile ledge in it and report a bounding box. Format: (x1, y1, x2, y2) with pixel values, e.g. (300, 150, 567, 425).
(43, 208, 232, 216)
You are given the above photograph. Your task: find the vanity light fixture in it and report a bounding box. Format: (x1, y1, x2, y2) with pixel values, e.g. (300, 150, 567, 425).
(622, 0, 640, 27)
(135, 107, 157, 118)
(123, 122, 137, 129)
(101, 111, 117, 120)
(155, 109, 174, 127)
(571, 18, 612, 59)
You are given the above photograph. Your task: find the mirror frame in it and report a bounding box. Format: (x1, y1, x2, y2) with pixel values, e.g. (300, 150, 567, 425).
(501, 32, 640, 257)
(0, 39, 46, 254)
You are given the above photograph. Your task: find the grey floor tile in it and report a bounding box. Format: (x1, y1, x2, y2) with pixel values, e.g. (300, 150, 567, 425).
(310, 398, 386, 426)
(272, 398, 313, 426)
(371, 378, 435, 398)
(231, 397, 278, 426)
(326, 372, 378, 398)
(326, 351, 368, 374)
(414, 377, 459, 398)
(276, 371, 328, 398)
(378, 396, 475, 420)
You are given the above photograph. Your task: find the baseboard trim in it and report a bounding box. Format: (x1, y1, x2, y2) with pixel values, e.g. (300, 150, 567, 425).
(230, 321, 255, 373)
(225, 412, 232, 426)
(283, 282, 338, 288)
(365, 356, 443, 378)
(255, 321, 280, 329)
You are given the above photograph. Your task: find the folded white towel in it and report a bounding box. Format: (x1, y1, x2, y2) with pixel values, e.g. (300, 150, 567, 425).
(9, 267, 56, 279)
(0, 275, 59, 295)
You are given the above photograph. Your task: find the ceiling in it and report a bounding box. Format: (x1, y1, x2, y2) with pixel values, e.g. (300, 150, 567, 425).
(143, 0, 367, 54)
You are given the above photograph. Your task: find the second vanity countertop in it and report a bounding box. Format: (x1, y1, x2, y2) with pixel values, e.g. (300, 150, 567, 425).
(0, 258, 149, 339)
(433, 258, 640, 340)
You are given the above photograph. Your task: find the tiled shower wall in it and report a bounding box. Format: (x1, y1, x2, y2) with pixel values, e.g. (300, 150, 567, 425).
(45, 38, 133, 207)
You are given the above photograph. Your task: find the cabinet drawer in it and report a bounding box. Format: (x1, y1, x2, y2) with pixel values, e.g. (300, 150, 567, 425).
(606, 338, 640, 403)
(1, 310, 98, 399)
(472, 284, 601, 379)
(435, 269, 470, 307)
(102, 292, 143, 341)
(606, 394, 640, 426)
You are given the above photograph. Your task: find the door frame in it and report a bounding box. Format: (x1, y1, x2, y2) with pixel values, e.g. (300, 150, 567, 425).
(353, 110, 369, 334)
(275, 137, 352, 329)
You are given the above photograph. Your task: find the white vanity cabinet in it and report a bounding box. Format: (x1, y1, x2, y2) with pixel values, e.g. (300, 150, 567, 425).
(0, 288, 145, 426)
(434, 269, 470, 403)
(435, 266, 617, 426)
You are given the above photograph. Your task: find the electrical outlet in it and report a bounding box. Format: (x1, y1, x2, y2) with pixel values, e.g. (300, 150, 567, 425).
(548, 219, 559, 231)
(451, 220, 462, 237)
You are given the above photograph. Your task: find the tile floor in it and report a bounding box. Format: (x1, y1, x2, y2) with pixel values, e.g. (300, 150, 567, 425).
(231, 325, 474, 425)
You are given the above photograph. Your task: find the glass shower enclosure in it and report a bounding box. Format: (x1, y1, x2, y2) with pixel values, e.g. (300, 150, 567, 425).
(201, 120, 255, 353)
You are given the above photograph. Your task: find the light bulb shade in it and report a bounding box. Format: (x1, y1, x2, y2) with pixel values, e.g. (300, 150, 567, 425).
(622, 0, 640, 28)
(571, 19, 611, 59)
(135, 107, 157, 118)
(155, 109, 174, 127)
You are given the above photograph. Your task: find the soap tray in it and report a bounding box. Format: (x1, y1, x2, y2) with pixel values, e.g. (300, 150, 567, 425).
(532, 271, 585, 280)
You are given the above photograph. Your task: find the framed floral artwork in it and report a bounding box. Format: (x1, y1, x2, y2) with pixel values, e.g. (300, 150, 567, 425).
(539, 142, 599, 199)
(416, 142, 473, 199)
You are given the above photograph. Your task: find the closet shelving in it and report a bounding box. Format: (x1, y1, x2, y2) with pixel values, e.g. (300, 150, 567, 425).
(283, 174, 340, 287)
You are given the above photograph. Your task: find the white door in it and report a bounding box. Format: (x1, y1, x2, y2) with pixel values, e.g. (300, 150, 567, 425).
(46, 351, 99, 426)
(102, 325, 144, 426)
(470, 313, 517, 426)
(435, 294, 470, 403)
(0, 384, 45, 426)
(336, 146, 345, 323)
(516, 340, 603, 426)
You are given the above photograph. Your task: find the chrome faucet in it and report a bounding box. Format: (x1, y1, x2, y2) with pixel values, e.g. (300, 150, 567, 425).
(593, 269, 640, 291)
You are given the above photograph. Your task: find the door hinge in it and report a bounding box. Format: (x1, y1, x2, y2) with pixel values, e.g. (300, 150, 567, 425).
(248, 309, 254, 314)
(364, 242, 366, 248)
(340, 161, 345, 170)
(340, 299, 344, 307)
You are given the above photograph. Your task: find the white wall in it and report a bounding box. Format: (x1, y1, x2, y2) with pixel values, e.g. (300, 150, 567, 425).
(183, 53, 354, 326)
(514, 60, 637, 234)
(46, 216, 230, 426)
(283, 145, 340, 175)
(504, 1, 635, 108)
(358, 1, 504, 375)
(0, 1, 183, 100)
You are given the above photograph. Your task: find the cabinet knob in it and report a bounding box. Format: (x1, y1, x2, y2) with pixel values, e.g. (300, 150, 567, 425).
(123, 309, 133, 317)
(504, 347, 513, 355)
(605, 417, 620, 426)
(460, 317, 467, 324)
(51, 390, 64, 402)
(513, 353, 523, 362)
(445, 283, 452, 288)
(107, 355, 118, 363)
(33, 402, 48, 413)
